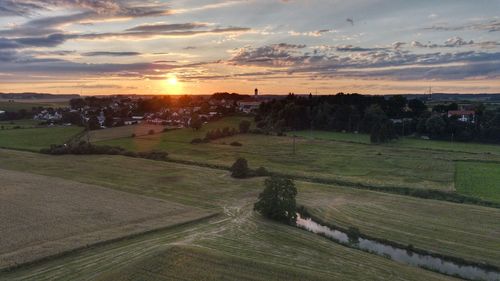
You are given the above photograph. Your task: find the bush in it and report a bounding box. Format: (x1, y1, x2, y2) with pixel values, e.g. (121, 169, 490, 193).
(131, 133, 136, 137)
(254, 176, 298, 225)
(230, 157, 249, 178)
(239, 120, 251, 133)
(254, 166, 269, 176)
(148, 129, 155, 135)
(230, 141, 242, 146)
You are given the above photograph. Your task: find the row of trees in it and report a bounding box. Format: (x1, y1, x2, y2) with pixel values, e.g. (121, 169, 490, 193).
(255, 93, 500, 144)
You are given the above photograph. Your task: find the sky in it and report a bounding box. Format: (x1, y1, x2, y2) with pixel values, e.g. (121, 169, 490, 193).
(0, 0, 499, 95)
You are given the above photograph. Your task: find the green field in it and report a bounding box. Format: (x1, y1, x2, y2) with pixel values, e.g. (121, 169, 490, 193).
(0, 150, 458, 281)
(297, 181, 500, 267)
(293, 129, 500, 155)
(0, 149, 498, 276)
(0, 100, 68, 112)
(0, 119, 41, 129)
(0, 126, 82, 151)
(97, 117, 500, 192)
(456, 161, 500, 203)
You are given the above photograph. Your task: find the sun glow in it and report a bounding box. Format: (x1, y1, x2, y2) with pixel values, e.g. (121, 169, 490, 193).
(167, 76, 178, 86)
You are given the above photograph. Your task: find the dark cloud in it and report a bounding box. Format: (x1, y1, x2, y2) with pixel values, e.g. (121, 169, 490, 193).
(334, 45, 387, 52)
(230, 43, 320, 67)
(126, 23, 207, 32)
(229, 42, 500, 80)
(81, 51, 141, 56)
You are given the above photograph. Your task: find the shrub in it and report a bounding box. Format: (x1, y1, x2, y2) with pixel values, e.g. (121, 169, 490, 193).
(131, 133, 136, 137)
(230, 157, 249, 178)
(254, 166, 269, 176)
(230, 141, 242, 146)
(239, 120, 251, 133)
(148, 129, 155, 135)
(254, 176, 297, 225)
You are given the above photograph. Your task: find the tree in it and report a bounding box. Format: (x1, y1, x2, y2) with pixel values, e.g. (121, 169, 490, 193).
(408, 99, 427, 117)
(230, 158, 249, 178)
(87, 115, 100, 130)
(254, 176, 298, 225)
(370, 120, 396, 143)
(426, 115, 446, 137)
(190, 114, 202, 131)
(239, 120, 251, 133)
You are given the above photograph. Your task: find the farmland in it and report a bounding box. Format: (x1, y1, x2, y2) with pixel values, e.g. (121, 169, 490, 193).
(0, 100, 68, 112)
(0, 126, 82, 151)
(0, 149, 497, 280)
(88, 124, 167, 142)
(0, 116, 499, 280)
(0, 150, 459, 280)
(297, 181, 500, 267)
(0, 168, 210, 270)
(0, 119, 41, 129)
(98, 117, 500, 192)
(456, 161, 500, 203)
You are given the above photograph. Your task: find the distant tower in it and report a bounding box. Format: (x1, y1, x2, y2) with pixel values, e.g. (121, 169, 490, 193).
(254, 88, 259, 97)
(428, 86, 432, 100)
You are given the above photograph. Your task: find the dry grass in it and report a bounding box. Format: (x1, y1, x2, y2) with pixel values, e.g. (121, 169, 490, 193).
(0, 169, 210, 270)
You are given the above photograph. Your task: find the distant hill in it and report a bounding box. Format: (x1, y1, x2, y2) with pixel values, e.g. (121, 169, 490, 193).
(0, 93, 80, 100)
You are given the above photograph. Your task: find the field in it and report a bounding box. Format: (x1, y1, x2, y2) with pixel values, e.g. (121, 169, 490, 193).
(0, 116, 499, 280)
(98, 117, 500, 192)
(294, 129, 500, 155)
(0, 149, 496, 280)
(0, 168, 210, 270)
(297, 181, 500, 267)
(88, 124, 167, 142)
(456, 161, 500, 203)
(0, 119, 41, 130)
(0, 100, 68, 112)
(0, 126, 82, 151)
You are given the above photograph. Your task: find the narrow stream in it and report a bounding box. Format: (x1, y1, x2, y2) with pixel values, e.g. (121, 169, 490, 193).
(296, 215, 500, 281)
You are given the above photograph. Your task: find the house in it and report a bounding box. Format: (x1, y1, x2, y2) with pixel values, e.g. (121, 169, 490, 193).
(237, 99, 261, 113)
(447, 110, 475, 123)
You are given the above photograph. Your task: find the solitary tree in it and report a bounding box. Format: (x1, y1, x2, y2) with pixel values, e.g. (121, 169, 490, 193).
(239, 120, 251, 133)
(254, 176, 298, 225)
(190, 114, 202, 131)
(230, 157, 249, 178)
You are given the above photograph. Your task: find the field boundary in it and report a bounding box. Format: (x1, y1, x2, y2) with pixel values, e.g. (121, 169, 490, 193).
(0, 212, 220, 274)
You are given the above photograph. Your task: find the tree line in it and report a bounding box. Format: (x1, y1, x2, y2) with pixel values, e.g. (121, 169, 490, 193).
(255, 93, 500, 144)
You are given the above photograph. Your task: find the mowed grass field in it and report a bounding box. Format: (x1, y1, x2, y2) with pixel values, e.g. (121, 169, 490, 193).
(296, 181, 500, 267)
(0, 168, 210, 270)
(0, 100, 69, 111)
(0, 119, 41, 129)
(0, 126, 82, 151)
(456, 161, 500, 203)
(98, 117, 500, 191)
(294, 129, 500, 155)
(88, 124, 166, 142)
(0, 149, 494, 281)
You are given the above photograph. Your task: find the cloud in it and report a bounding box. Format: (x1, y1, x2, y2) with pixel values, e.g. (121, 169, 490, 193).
(411, 37, 496, 49)
(425, 19, 500, 32)
(228, 42, 500, 80)
(229, 43, 320, 67)
(126, 23, 207, 32)
(81, 51, 141, 56)
(334, 45, 387, 52)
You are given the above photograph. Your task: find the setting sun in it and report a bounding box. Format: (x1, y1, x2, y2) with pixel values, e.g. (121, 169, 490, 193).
(167, 76, 178, 86)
